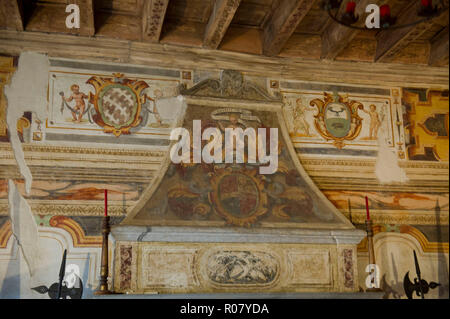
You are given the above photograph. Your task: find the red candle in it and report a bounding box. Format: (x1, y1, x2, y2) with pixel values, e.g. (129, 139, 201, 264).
(421, 0, 431, 7)
(346, 1, 356, 13)
(104, 189, 108, 217)
(380, 4, 391, 18)
(365, 196, 370, 220)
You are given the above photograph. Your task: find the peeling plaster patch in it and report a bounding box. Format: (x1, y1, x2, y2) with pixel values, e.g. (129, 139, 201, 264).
(4, 52, 49, 195)
(4, 52, 48, 284)
(375, 129, 408, 184)
(8, 180, 41, 279)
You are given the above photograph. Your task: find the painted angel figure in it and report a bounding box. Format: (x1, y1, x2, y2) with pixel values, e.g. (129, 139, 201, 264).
(292, 98, 314, 136)
(60, 84, 89, 123)
(361, 104, 382, 140)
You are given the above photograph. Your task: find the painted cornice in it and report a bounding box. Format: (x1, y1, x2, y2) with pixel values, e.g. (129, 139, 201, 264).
(0, 30, 448, 89)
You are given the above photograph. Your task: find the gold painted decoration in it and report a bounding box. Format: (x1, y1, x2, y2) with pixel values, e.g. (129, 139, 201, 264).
(87, 73, 153, 137)
(402, 89, 449, 161)
(208, 167, 268, 227)
(0, 56, 15, 138)
(16, 117, 30, 135)
(310, 92, 364, 149)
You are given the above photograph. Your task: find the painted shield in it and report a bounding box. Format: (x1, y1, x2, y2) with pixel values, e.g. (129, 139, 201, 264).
(87, 74, 150, 136)
(324, 102, 351, 138)
(218, 174, 259, 217)
(98, 84, 138, 129)
(209, 168, 268, 226)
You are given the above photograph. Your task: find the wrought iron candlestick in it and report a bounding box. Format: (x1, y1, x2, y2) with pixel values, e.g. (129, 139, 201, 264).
(364, 196, 382, 292)
(94, 216, 111, 294)
(94, 189, 116, 295)
(365, 218, 382, 292)
(366, 219, 375, 265)
(94, 215, 115, 295)
(321, 0, 446, 30)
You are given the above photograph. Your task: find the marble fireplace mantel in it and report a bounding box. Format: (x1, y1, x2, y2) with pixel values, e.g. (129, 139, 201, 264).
(111, 226, 365, 245)
(95, 291, 384, 299)
(110, 225, 366, 295)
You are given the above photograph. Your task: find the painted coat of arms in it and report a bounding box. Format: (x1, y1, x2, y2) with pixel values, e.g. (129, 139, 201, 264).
(131, 105, 339, 227)
(310, 92, 364, 149)
(209, 168, 268, 227)
(87, 73, 153, 136)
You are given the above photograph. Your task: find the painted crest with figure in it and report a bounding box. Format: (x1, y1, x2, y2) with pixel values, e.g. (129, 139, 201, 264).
(87, 73, 153, 136)
(310, 92, 364, 149)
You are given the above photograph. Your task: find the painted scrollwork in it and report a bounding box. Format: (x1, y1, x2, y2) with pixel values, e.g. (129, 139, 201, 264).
(180, 70, 281, 101)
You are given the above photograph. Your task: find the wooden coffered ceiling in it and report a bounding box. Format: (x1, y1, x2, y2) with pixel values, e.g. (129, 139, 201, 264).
(0, 0, 448, 66)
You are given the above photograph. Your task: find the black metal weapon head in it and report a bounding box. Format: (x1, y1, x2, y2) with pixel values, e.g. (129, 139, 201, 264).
(57, 249, 67, 299)
(403, 271, 440, 299)
(403, 250, 441, 299)
(413, 250, 421, 277)
(59, 250, 67, 281)
(31, 249, 83, 299)
(32, 282, 83, 300)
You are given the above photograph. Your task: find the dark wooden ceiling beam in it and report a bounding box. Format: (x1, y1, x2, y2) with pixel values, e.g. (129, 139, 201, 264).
(429, 26, 449, 67)
(0, 0, 23, 31)
(203, 0, 242, 50)
(262, 0, 316, 57)
(23, 0, 94, 36)
(1, 30, 448, 87)
(321, 0, 374, 60)
(375, 1, 435, 62)
(142, 0, 170, 42)
(72, 0, 95, 36)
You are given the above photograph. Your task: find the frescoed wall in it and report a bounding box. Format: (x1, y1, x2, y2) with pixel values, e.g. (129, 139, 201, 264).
(0, 55, 448, 298)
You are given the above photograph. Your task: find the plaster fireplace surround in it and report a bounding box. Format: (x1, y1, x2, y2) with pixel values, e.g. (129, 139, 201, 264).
(110, 70, 366, 297)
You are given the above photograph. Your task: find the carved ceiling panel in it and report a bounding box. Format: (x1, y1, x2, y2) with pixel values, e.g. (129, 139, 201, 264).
(166, 0, 215, 23)
(230, 0, 279, 28)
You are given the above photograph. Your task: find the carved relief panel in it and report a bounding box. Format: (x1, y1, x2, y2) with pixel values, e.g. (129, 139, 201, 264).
(116, 242, 357, 294)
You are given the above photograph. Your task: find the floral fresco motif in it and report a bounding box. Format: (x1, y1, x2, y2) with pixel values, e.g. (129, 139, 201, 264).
(342, 249, 354, 288)
(119, 245, 133, 290)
